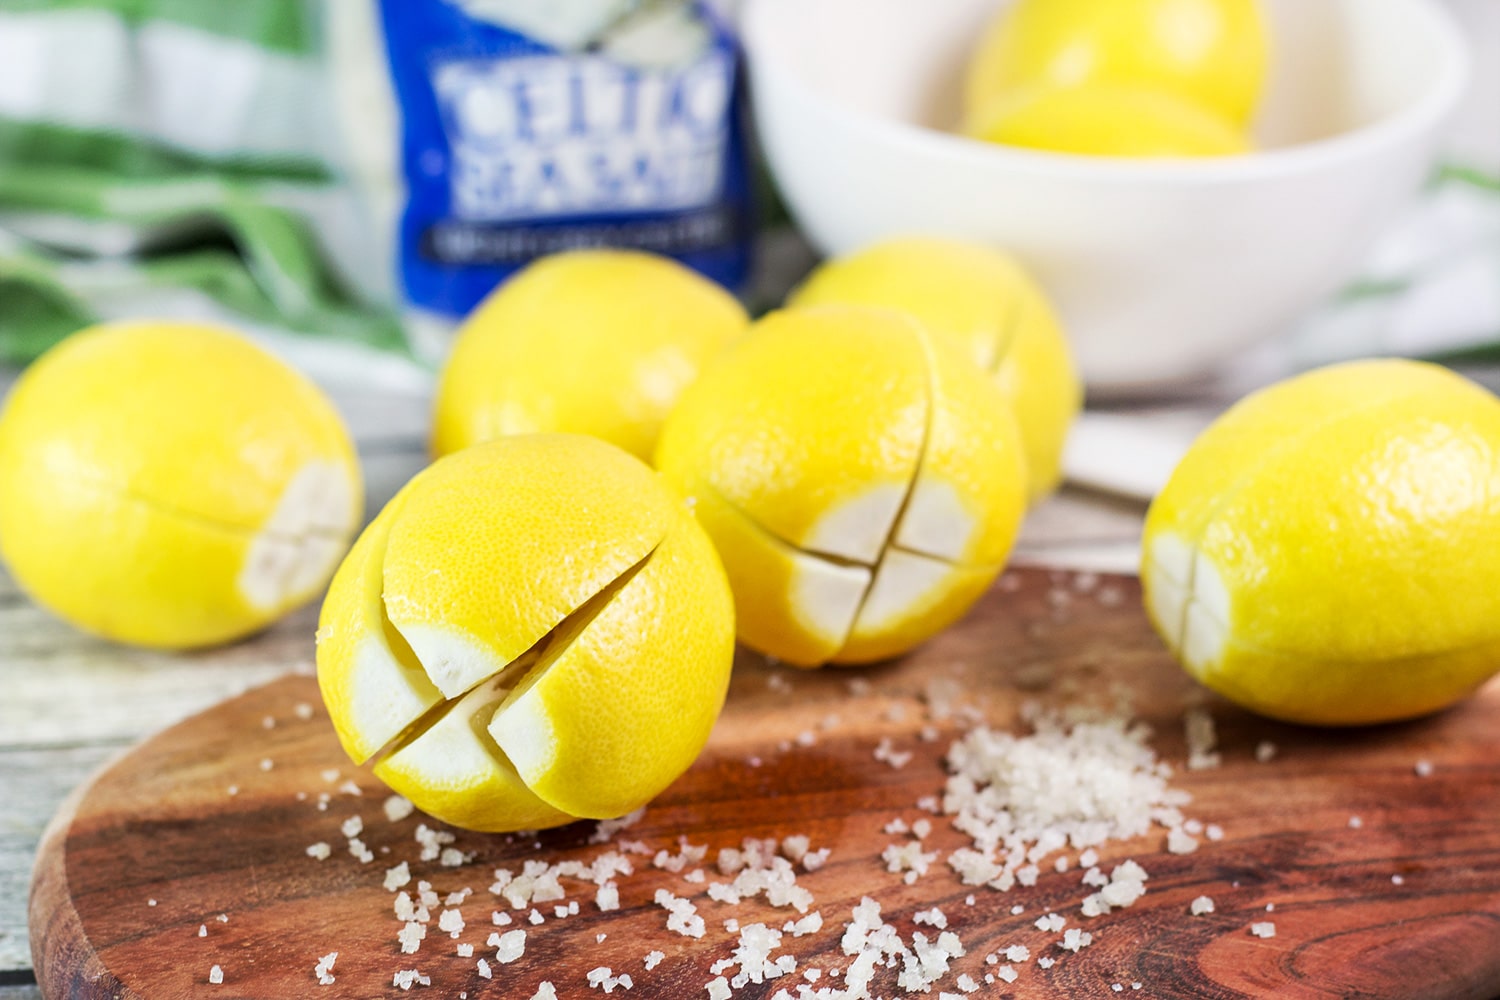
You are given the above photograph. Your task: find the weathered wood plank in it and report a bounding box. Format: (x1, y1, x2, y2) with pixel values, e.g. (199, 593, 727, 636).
(0, 745, 123, 972)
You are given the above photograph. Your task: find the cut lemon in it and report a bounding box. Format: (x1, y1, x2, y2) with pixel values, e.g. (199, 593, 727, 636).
(1143, 359, 1500, 725)
(317, 434, 735, 831)
(0, 321, 361, 649)
(791, 237, 1081, 499)
(655, 306, 1027, 667)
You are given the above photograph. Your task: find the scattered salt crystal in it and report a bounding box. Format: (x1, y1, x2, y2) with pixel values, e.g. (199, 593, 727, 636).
(294, 702, 314, 720)
(384, 795, 416, 822)
(706, 976, 732, 1000)
(997, 965, 1019, 984)
(1251, 921, 1276, 938)
(495, 929, 527, 963)
(314, 952, 337, 986)
(208, 965, 223, 985)
(384, 862, 411, 891)
(1392, 874, 1405, 885)
(1005, 945, 1030, 962)
(398, 921, 427, 954)
(914, 907, 947, 928)
(348, 838, 374, 863)
(1205, 824, 1225, 841)
(1190, 896, 1215, 915)
(439, 910, 464, 937)
(597, 883, 620, 911)
(1037, 957, 1055, 969)
(1255, 741, 1278, 763)
(259, 758, 274, 772)
(227, 786, 238, 796)
(148, 899, 157, 907)
(1349, 816, 1364, 829)
(197, 925, 206, 937)
(457, 943, 473, 957)
(1168, 827, 1199, 855)
(1415, 760, 1434, 778)
(392, 970, 431, 990)
(1035, 913, 1065, 933)
(531, 985, 556, 1000)
(217, 914, 228, 923)
(306, 842, 331, 860)
(476, 959, 491, 979)
(262, 716, 276, 730)
(1060, 928, 1093, 952)
(529, 909, 544, 925)
(644, 951, 665, 970)
(338, 780, 362, 796)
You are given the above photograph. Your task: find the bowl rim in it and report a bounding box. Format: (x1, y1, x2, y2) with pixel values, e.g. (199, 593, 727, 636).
(741, 0, 1472, 186)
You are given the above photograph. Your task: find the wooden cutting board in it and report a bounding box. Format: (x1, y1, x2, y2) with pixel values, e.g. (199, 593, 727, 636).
(28, 568, 1500, 1000)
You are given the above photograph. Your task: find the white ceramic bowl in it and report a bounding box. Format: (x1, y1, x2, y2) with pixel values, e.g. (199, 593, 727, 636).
(742, 0, 1469, 391)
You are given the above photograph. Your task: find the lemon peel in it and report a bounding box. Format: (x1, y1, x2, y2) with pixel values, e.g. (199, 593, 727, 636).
(317, 434, 735, 831)
(432, 248, 749, 462)
(0, 321, 362, 649)
(1143, 359, 1500, 725)
(965, 0, 1270, 128)
(656, 306, 1027, 667)
(790, 237, 1080, 501)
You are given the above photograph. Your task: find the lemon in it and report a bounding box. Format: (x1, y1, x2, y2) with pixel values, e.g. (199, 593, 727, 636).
(790, 237, 1081, 499)
(968, 84, 1252, 158)
(1142, 359, 1500, 726)
(0, 321, 361, 650)
(966, 0, 1269, 128)
(432, 249, 749, 462)
(316, 434, 735, 831)
(655, 306, 1027, 667)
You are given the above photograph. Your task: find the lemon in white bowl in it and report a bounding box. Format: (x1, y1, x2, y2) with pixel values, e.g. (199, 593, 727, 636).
(741, 0, 1468, 389)
(0, 322, 362, 650)
(1143, 359, 1500, 725)
(964, 0, 1270, 129)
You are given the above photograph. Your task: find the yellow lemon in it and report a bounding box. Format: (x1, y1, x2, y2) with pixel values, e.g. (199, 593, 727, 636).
(790, 237, 1081, 499)
(432, 249, 749, 462)
(0, 321, 361, 650)
(316, 434, 734, 831)
(1142, 359, 1500, 726)
(968, 84, 1251, 158)
(655, 306, 1027, 667)
(966, 0, 1270, 128)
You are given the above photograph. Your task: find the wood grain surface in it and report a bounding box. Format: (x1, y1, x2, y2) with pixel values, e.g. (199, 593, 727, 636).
(28, 569, 1500, 1000)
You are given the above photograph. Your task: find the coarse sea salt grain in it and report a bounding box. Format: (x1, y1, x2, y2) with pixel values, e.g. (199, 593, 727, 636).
(314, 952, 337, 986)
(384, 862, 411, 891)
(306, 842, 331, 860)
(208, 965, 223, 984)
(385, 795, 416, 822)
(644, 951, 665, 970)
(1190, 896, 1215, 915)
(495, 929, 527, 963)
(941, 710, 1194, 893)
(1251, 922, 1276, 939)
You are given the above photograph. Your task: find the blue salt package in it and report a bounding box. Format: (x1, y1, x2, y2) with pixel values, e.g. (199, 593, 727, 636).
(375, 0, 754, 319)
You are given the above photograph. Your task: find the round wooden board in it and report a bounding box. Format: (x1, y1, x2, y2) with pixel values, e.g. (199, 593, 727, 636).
(28, 568, 1500, 999)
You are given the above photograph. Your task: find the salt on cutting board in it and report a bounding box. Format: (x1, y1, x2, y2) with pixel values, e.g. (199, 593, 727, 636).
(28, 568, 1500, 999)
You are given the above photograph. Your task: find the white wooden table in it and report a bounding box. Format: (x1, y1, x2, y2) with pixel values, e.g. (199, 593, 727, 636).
(0, 368, 1156, 999)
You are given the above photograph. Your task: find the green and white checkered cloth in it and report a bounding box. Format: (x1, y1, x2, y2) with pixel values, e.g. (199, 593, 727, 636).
(0, 0, 411, 377)
(0, 0, 1496, 391)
